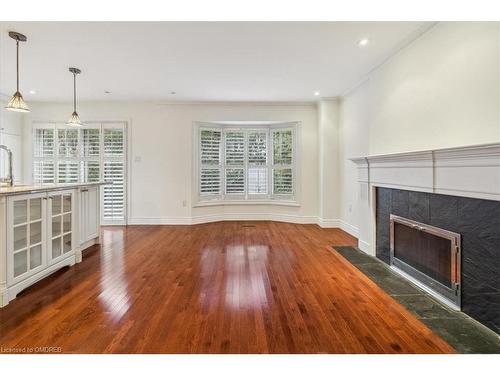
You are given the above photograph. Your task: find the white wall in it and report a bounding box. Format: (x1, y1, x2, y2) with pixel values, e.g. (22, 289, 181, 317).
(0, 98, 24, 184)
(23, 101, 320, 224)
(339, 22, 500, 251)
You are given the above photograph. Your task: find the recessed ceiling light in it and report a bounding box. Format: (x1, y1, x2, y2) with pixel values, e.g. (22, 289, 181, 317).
(170, 91, 176, 95)
(358, 38, 370, 47)
(29, 90, 36, 94)
(314, 91, 320, 96)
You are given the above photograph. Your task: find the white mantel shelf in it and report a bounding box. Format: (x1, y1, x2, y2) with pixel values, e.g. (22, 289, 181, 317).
(350, 142, 500, 202)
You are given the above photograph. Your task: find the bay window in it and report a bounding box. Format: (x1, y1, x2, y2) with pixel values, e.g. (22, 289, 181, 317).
(196, 122, 297, 204)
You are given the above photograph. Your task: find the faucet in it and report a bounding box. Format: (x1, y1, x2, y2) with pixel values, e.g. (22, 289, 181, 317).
(0, 145, 13, 187)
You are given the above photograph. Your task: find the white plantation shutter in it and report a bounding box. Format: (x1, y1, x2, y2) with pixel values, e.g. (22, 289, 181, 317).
(33, 160, 54, 184)
(224, 131, 244, 165)
(199, 129, 222, 197)
(200, 169, 221, 195)
(200, 130, 221, 166)
(102, 125, 126, 221)
(34, 128, 55, 157)
(272, 168, 293, 194)
(81, 161, 100, 183)
(103, 161, 125, 220)
(103, 128, 124, 156)
(272, 129, 294, 196)
(224, 131, 245, 195)
(82, 128, 100, 157)
(57, 161, 79, 183)
(57, 128, 79, 157)
(33, 125, 56, 184)
(225, 168, 245, 194)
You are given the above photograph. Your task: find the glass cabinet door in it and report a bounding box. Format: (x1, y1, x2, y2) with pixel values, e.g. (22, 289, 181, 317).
(49, 190, 74, 263)
(9, 193, 46, 282)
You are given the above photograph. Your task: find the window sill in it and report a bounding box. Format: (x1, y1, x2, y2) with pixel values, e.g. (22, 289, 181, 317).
(193, 199, 300, 208)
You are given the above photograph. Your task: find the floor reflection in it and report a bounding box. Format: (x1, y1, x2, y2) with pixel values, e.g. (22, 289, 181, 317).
(99, 228, 131, 322)
(217, 244, 270, 310)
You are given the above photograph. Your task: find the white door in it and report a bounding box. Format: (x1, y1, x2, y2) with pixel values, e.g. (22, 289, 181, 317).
(7, 192, 47, 285)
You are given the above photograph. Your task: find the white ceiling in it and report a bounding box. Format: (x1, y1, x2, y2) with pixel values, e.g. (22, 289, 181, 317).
(0, 22, 431, 102)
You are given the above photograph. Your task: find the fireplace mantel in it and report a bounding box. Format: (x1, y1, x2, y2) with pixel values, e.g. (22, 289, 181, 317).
(350, 142, 500, 202)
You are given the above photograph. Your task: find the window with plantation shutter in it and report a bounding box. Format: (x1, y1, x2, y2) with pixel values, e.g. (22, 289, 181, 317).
(199, 129, 222, 197)
(33, 122, 127, 223)
(196, 123, 296, 204)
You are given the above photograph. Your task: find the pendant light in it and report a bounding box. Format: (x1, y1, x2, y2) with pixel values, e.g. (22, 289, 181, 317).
(67, 67, 83, 126)
(5, 31, 30, 112)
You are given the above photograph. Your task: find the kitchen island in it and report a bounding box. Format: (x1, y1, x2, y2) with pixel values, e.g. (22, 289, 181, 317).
(0, 182, 108, 307)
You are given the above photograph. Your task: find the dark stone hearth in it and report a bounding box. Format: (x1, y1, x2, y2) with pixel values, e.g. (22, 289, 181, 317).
(376, 187, 500, 334)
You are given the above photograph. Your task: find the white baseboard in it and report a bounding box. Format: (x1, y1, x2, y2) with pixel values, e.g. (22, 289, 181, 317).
(128, 217, 193, 225)
(338, 220, 359, 237)
(128, 214, 319, 226)
(316, 218, 341, 228)
(358, 239, 371, 255)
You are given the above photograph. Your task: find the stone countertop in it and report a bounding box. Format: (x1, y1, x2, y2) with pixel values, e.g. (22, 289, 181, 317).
(0, 181, 111, 196)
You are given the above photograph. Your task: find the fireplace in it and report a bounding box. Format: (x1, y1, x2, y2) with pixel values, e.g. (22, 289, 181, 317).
(390, 214, 461, 310)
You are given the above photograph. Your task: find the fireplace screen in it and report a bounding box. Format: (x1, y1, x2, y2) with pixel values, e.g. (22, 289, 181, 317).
(390, 215, 461, 309)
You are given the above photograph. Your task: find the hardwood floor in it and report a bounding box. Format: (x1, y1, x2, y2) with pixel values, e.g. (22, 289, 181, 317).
(0, 222, 454, 354)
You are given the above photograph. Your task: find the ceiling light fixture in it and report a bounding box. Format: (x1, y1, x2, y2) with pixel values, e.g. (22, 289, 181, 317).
(314, 91, 320, 96)
(29, 90, 36, 94)
(67, 67, 83, 126)
(358, 38, 370, 47)
(5, 31, 30, 112)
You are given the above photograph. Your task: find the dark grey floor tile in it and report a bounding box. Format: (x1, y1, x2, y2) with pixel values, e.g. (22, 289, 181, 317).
(356, 263, 424, 296)
(333, 246, 379, 265)
(392, 294, 456, 319)
(422, 317, 500, 354)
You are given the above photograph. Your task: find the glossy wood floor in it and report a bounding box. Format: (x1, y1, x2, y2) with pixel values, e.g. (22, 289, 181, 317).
(0, 222, 454, 354)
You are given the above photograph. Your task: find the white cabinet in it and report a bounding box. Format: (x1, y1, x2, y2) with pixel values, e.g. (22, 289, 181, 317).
(0, 183, 103, 307)
(5, 189, 75, 296)
(79, 186, 99, 245)
(6, 192, 47, 285)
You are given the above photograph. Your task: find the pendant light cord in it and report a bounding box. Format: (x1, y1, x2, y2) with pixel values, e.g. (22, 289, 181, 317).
(73, 72, 77, 112)
(16, 40, 19, 92)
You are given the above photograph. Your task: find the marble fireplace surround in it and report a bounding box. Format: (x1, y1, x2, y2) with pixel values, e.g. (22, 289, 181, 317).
(350, 143, 500, 334)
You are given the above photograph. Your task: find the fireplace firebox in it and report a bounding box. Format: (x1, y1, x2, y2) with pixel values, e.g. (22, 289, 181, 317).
(390, 214, 461, 310)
